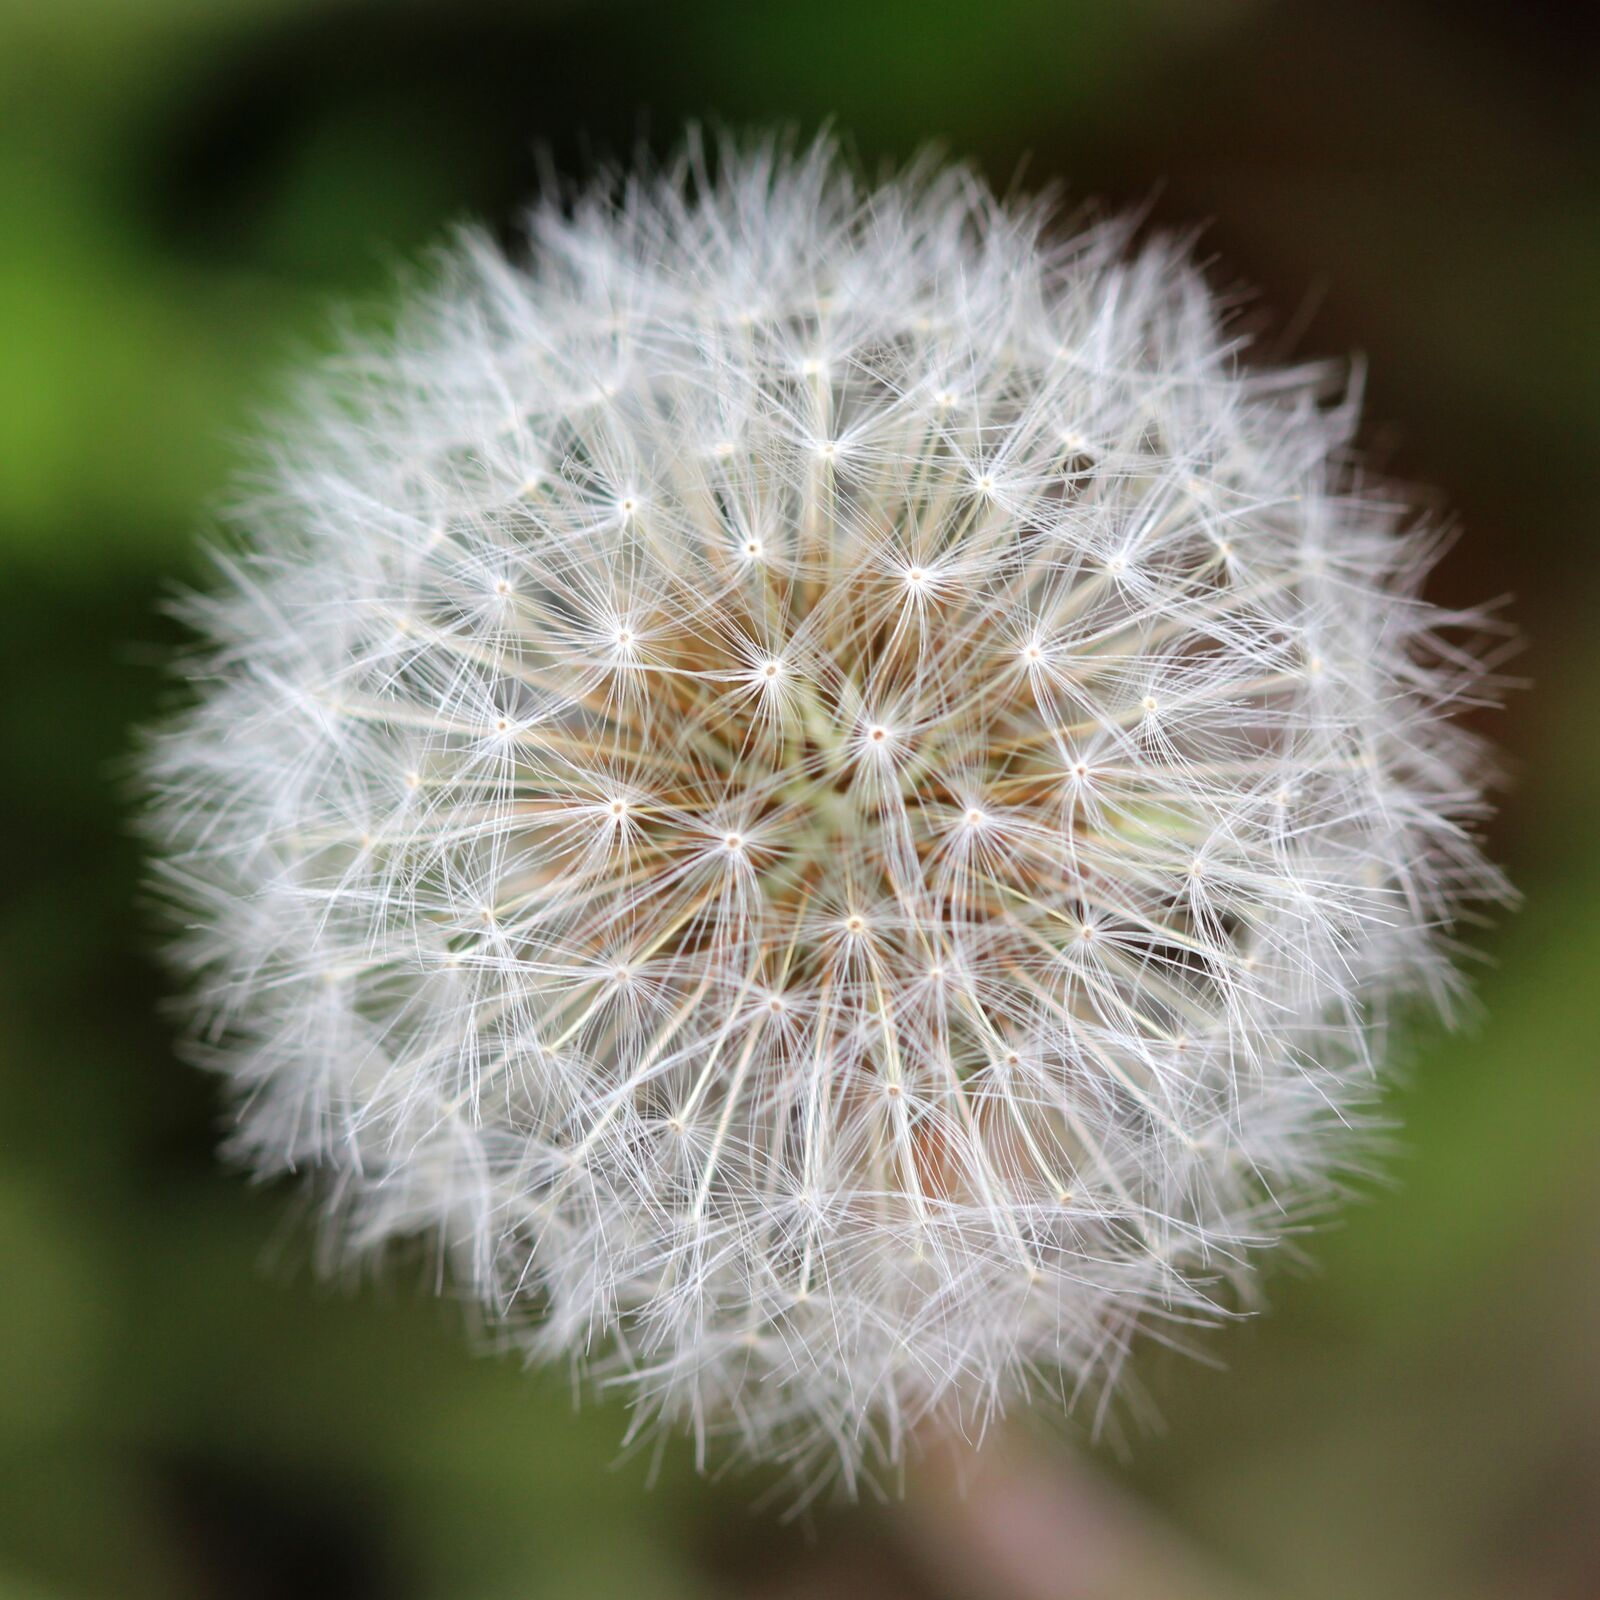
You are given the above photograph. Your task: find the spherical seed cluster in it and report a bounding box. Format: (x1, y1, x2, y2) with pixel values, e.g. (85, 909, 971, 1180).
(147, 142, 1502, 1483)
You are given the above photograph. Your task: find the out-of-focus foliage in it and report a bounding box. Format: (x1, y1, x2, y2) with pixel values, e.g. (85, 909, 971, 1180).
(0, 2, 1594, 1597)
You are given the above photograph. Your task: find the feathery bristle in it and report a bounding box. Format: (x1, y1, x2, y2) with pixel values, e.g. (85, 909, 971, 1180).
(145, 136, 1506, 1487)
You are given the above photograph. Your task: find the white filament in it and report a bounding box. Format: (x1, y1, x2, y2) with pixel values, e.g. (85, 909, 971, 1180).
(147, 138, 1503, 1487)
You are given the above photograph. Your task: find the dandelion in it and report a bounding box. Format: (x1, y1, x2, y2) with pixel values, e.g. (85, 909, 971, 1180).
(145, 136, 1506, 1487)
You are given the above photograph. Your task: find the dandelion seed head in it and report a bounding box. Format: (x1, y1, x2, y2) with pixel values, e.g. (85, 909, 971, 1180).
(145, 135, 1506, 1489)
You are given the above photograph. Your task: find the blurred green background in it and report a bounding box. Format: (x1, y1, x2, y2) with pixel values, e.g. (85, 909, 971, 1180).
(1, 1, 1596, 1596)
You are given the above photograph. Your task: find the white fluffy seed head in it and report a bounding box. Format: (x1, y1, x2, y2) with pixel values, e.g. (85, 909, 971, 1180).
(145, 136, 1506, 1488)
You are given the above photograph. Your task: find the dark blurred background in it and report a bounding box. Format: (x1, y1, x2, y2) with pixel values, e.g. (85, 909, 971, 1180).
(1, 2, 1596, 1596)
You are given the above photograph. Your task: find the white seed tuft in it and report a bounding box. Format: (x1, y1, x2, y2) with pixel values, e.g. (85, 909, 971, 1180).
(145, 136, 1506, 1490)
